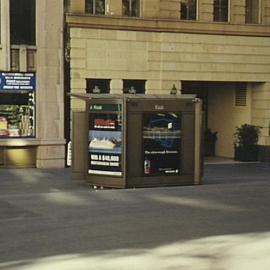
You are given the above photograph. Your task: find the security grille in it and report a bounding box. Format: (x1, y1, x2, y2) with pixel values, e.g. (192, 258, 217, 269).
(235, 83, 247, 106)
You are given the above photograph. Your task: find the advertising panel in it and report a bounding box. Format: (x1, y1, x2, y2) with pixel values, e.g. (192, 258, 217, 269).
(143, 112, 181, 176)
(0, 72, 36, 138)
(0, 72, 36, 91)
(88, 104, 122, 176)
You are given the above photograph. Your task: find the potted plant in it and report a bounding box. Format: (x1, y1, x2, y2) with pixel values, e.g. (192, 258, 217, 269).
(204, 128, 218, 156)
(234, 124, 261, 161)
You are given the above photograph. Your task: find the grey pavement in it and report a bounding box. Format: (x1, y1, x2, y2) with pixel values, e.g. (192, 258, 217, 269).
(0, 162, 270, 270)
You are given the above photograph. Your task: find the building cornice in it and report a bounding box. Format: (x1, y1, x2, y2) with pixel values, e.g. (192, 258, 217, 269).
(66, 14, 270, 37)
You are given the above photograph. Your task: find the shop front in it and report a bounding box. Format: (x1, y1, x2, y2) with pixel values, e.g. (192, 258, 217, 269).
(0, 72, 36, 167)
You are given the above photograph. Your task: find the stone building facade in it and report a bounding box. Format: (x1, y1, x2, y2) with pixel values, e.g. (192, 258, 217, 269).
(0, 0, 65, 167)
(66, 0, 270, 160)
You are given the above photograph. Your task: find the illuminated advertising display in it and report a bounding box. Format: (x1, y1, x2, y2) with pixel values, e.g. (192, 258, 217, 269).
(88, 104, 122, 176)
(143, 112, 181, 176)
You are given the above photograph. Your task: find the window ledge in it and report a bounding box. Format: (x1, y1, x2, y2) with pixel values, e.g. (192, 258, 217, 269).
(0, 139, 66, 147)
(66, 14, 270, 37)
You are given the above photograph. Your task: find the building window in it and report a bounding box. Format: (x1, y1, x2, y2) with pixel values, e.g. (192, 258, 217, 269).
(122, 0, 140, 17)
(64, 0, 71, 12)
(180, 0, 197, 20)
(10, 0, 36, 45)
(245, 0, 260, 24)
(213, 0, 229, 22)
(123, 80, 145, 94)
(85, 0, 105, 15)
(86, 79, 110, 94)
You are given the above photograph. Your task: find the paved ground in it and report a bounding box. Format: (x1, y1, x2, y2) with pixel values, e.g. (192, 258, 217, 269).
(0, 163, 270, 270)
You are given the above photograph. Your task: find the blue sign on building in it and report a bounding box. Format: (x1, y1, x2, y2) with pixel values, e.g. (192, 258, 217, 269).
(0, 72, 36, 91)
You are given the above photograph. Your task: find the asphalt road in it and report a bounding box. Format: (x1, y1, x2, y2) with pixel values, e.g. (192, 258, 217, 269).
(0, 163, 270, 270)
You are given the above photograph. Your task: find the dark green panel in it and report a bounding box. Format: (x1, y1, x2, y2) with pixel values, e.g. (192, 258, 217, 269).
(72, 111, 87, 179)
(127, 112, 142, 178)
(181, 112, 195, 174)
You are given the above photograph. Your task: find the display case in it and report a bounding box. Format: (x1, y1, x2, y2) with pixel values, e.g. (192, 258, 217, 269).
(71, 94, 203, 188)
(0, 91, 35, 138)
(0, 72, 35, 138)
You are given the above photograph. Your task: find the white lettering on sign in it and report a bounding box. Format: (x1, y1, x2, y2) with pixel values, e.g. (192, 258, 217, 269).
(91, 154, 120, 166)
(155, 105, 164, 110)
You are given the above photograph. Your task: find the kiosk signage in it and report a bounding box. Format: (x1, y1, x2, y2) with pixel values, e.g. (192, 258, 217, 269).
(88, 104, 122, 176)
(70, 94, 203, 188)
(142, 112, 181, 176)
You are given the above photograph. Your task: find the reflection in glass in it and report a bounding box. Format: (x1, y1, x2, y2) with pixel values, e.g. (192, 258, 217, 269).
(214, 0, 229, 22)
(180, 0, 197, 20)
(122, 0, 140, 17)
(85, 0, 105, 15)
(245, 0, 260, 24)
(0, 92, 35, 138)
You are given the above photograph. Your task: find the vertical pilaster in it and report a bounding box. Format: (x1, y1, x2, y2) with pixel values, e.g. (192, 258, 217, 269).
(251, 82, 270, 144)
(142, 0, 160, 18)
(36, 0, 65, 168)
(159, 0, 180, 19)
(231, 0, 245, 24)
(0, 0, 10, 70)
(199, 0, 214, 22)
(110, 79, 123, 94)
(107, 0, 122, 16)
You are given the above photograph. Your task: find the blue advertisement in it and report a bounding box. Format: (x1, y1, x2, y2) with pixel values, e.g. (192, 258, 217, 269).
(0, 72, 36, 91)
(143, 112, 181, 176)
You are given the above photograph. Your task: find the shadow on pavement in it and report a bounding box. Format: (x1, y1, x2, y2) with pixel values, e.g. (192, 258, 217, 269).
(0, 163, 270, 269)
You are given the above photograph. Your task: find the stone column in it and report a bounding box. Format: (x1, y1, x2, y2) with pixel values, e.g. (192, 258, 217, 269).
(142, 0, 160, 18)
(110, 79, 123, 94)
(107, 0, 122, 16)
(230, 0, 245, 24)
(159, 0, 180, 19)
(199, 0, 214, 22)
(0, 0, 10, 70)
(36, 0, 65, 168)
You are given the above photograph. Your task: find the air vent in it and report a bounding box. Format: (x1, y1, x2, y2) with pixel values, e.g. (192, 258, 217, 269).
(235, 84, 247, 106)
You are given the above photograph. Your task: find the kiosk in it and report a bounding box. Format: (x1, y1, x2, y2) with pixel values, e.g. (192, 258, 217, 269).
(71, 94, 203, 188)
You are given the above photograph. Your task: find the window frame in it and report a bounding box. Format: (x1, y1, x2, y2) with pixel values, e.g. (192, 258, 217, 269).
(86, 78, 111, 94)
(180, 0, 198, 21)
(0, 72, 36, 139)
(245, 0, 261, 24)
(10, 0, 36, 45)
(213, 0, 230, 23)
(122, 0, 140, 17)
(85, 0, 106, 15)
(123, 79, 146, 94)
